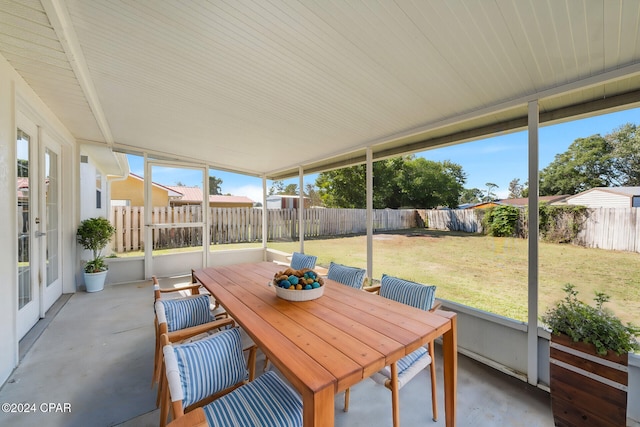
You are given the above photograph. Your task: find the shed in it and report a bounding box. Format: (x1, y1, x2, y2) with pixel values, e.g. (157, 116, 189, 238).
(266, 195, 310, 209)
(565, 187, 640, 208)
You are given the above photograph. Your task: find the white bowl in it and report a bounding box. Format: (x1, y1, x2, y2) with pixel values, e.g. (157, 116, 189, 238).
(273, 282, 324, 301)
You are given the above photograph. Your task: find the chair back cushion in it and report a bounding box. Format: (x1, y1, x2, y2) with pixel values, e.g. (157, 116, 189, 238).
(204, 371, 303, 427)
(172, 327, 248, 407)
(371, 347, 431, 389)
(156, 295, 213, 332)
(290, 252, 317, 270)
(379, 274, 436, 311)
(327, 262, 366, 289)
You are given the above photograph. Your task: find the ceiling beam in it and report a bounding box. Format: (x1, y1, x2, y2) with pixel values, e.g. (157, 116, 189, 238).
(268, 89, 640, 180)
(41, 0, 114, 145)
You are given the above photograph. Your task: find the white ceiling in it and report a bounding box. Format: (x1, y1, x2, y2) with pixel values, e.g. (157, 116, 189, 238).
(2, 0, 640, 179)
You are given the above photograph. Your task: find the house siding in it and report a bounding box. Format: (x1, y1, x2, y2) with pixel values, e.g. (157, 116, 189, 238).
(111, 175, 169, 207)
(567, 190, 630, 208)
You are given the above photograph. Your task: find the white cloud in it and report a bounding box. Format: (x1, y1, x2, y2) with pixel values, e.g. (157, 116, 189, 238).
(226, 184, 264, 202)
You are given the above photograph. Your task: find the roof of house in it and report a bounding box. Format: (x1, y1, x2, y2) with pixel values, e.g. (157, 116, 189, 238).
(568, 186, 640, 198)
(497, 195, 570, 206)
(126, 173, 183, 197)
(167, 186, 254, 204)
(17, 177, 28, 199)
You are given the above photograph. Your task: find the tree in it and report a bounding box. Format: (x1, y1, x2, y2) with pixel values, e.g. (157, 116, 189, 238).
(305, 184, 322, 207)
(316, 164, 367, 208)
(484, 182, 498, 201)
(459, 188, 483, 204)
(608, 123, 640, 186)
(539, 134, 615, 195)
(208, 176, 223, 195)
(398, 158, 465, 208)
(316, 156, 465, 209)
(17, 159, 29, 177)
(174, 180, 185, 186)
(282, 184, 298, 195)
(268, 180, 284, 196)
(508, 178, 523, 198)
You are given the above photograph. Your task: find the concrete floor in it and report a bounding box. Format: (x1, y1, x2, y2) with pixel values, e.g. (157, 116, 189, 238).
(0, 277, 553, 427)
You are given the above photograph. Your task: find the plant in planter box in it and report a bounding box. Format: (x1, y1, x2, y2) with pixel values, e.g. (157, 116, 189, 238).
(76, 217, 115, 292)
(541, 284, 639, 426)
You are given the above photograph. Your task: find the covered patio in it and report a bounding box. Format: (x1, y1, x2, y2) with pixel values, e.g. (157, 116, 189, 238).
(2, 0, 640, 426)
(0, 275, 552, 427)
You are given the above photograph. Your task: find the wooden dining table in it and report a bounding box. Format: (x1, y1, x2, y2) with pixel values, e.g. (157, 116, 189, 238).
(193, 262, 457, 427)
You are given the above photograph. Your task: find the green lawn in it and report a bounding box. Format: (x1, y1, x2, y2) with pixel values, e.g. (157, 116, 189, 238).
(265, 229, 640, 325)
(114, 229, 639, 325)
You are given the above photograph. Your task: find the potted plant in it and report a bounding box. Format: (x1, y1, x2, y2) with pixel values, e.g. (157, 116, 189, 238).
(76, 217, 116, 292)
(541, 284, 639, 426)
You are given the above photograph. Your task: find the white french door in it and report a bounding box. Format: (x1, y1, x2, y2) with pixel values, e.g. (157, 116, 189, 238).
(41, 131, 62, 313)
(16, 113, 62, 339)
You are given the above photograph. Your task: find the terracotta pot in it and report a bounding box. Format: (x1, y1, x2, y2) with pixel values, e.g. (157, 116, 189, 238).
(550, 333, 628, 427)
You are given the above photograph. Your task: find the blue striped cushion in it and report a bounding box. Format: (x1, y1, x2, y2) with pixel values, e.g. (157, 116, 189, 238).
(160, 295, 213, 332)
(380, 274, 436, 311)
(173, 328, 248, 408)
(290, 252, 317, 270)
(397, 346, 428, 373)
(204, 371, 303, 427)
(327, 262, 366, 289)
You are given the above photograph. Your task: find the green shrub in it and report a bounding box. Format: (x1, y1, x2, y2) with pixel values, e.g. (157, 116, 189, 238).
(77, 217, 116, 273)
(482, 205, 520, 237)
(541, 284, 640, 356)
(537, 204, 587, 243)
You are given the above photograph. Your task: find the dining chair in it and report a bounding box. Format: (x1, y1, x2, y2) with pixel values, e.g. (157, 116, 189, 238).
(344, 274, 439, 427)
(327, 261, 366, 289)
(160, 327, 302, 427)
(166, 407, 207, 427)
(289, 251, 317, 270)
(152, 276, 246, 408)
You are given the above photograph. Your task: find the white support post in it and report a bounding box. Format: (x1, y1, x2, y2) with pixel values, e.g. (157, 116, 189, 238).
(262, 176, 268, 258)
(299, 166, 304, 253)
(366, 148, 373, 283)
(143, 153, 152, 279)
(203, 167, 209, 268)
(527, 100, 540, 386)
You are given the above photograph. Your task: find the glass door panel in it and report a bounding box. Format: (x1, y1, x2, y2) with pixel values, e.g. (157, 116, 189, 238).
(16, 116, 40, 339)
(42, 136, 62, 313)
(17, 129, 31, 310)
(46, 148, 59, 285)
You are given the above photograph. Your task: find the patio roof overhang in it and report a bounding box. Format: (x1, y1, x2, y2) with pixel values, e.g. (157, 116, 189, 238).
(2, 0, 640, 179)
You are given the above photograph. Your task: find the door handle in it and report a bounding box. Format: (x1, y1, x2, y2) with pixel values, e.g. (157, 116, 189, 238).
(35, 231, 47, 237)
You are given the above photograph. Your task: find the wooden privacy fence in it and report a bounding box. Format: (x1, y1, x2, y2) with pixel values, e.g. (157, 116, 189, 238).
(111, 206, 418, 253)
(576, 207, 640, 252)
(423, 209, 484, 233)
(424, 207, 640, 253)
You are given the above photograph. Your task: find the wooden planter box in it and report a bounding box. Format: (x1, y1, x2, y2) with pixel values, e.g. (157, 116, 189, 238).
(550, 333, 628, 427)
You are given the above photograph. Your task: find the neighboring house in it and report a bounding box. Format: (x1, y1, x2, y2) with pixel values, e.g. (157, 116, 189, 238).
(111, 173, 183, 207)
(468, 200, 500, 209)
(565, 186, 640, 208)
(167, 186, 254, 208)
(111, 175, 255, 207)
(266, 195, 311, 209)
(497, 195, 570, 207)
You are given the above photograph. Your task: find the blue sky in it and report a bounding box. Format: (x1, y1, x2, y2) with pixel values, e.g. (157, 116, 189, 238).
(128, 107, 639, 202)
